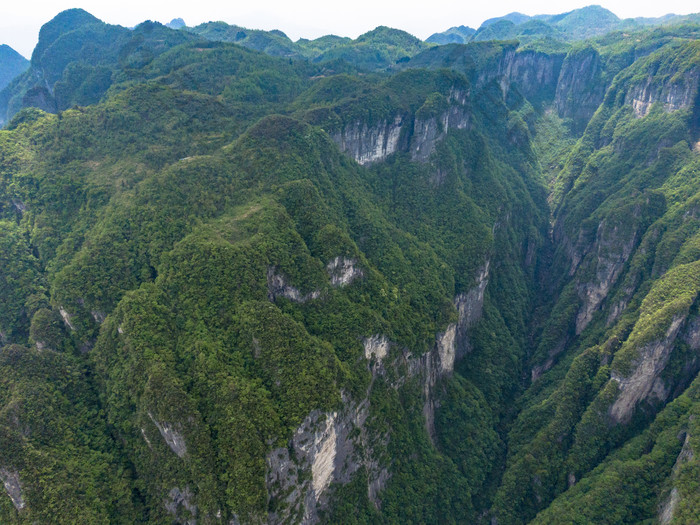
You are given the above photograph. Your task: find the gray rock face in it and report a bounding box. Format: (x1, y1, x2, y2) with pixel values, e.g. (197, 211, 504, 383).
(554, 47, 605, 129)
(575, 217, 640, 335)
(267, 267, 321, 302)
(12, 200, 27, 215)
(476, 48, 564, 102)
(91, 310, 105, 323)
(454, 261, 490, 360)
(627, 69, 700, 118)
(164, 487, 197, 525)
(331, 116, 405, 165)
(266, 396, 379, 524)
(406, 261, 490, 442)
(364, 335, 391, 362)
(59, 306, 75, 331)
(326, 257, 363, 287)
(659, 488, 680, 525)
(148, 412, 187, 458)
(331, 88, 470, 165)
(609, 315, 685, 424)
(658, 430, 695, 524)
(0, 468, 25, 511)
(411, 103, 470, 162)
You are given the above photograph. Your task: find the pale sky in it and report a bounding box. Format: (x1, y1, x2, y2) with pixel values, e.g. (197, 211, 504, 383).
(1, 1, 698, 58)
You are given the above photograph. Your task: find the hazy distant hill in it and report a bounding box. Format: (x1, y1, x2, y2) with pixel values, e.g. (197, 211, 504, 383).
(185, 21, 427, 70)
(0, 45, 29, 91)
(428, 5, 700, 44)
(0, 9, 194, 123)
(426, 25, 475, 44)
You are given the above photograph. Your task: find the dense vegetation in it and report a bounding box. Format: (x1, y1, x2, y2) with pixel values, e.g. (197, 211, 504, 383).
(1, 5, 699, 525)
(0, 45, 28, 92)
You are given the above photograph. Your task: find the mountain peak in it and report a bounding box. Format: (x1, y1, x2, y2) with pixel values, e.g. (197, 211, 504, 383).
(166, 18, 186, 30)
(32, 9, 103, 63)
(0, 44, 29, 91)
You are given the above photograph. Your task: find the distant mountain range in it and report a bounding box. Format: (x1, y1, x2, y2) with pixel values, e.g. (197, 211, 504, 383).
(427, 5, 700, 44)
(2, 4, 700, 125)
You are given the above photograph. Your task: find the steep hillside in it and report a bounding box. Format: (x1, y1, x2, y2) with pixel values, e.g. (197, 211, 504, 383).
(1, 7, 700, 525)
(0, 9, 195, 124)
(0, 46, 29, 92)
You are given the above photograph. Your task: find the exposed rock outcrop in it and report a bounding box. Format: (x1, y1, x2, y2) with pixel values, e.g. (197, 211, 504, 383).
(331, 88, 470, 165)
(575, 217, 640, 335)
(265, 262, 490, 522)
(411, 104, 469, 162)
(0, 468, 25, 511)
(326, 257, 363, 287)
(12, 200, 26, 215)
(627, 69, 700, 118)
(609, 315, 685, 424)
(267, 267, 321, 302)
(266, 396, 381, 524)
(331, 116, 405, 165)
(164, 487, 197, 525)
(59, 306, 75, 331)
(476, 48, 564, 102)
(364, 335, 391, 363)
(91, 310, 105, 323)
(407, 261, 490, 441)
(554, 47, 605, 130)
(148, 412, 187, 458)
(658, 430, 695, 524)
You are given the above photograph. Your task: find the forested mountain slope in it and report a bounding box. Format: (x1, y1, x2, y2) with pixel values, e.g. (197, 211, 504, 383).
(0, 46, 29, 92)
(0, 8, 699, 525)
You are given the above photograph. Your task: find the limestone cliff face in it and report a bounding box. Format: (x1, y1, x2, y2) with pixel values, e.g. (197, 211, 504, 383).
(265, 396, 379, 524)
(626, 68, 700, 118)
(609, 315, 685, 423)
(267, 267, 321, 302)
(331, 116, 406, 165)
(609, 309, 700, 424)
(326, 257, 363, 287)
(476, 48, 564, 102)
(554, 47, 605, 130)
(658, 429, 695, 525)
(0, 468, 25, 511)
(574, 215, 641, 335)
(164, 487, 197, 525)
(147, 412, 188, 458)
(413, 261, 489, 441)
(331, 89, 470, 165)
(411, 103, 470, 162)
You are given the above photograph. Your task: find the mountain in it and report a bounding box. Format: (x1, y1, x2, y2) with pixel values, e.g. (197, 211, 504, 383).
(307, 26, 427, 69)
(1, 7, 700, 525)
(185, 21, 301, 58)
(166, 18, 186, 30)
(481, 11, 531, 27)
(426, 25, 476, 45)
(0, 45, 29, 92)
(430, 5, 700, 46)
(0, 9, 195, 124)
(474, 5, 619, 41)
(185, 22, 428, 70)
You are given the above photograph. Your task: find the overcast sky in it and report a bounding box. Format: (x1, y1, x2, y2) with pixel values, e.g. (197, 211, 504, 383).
(2, 1, 699, 58)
